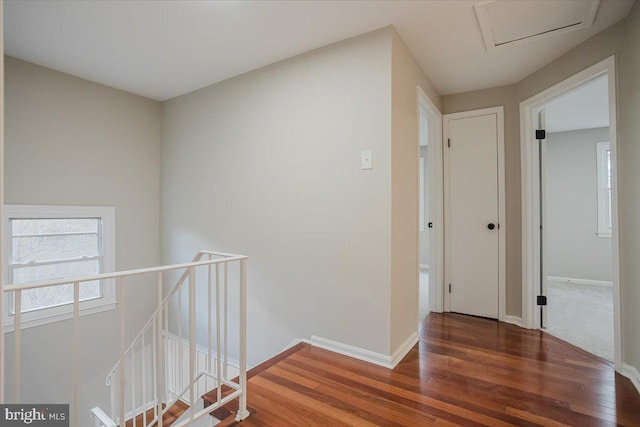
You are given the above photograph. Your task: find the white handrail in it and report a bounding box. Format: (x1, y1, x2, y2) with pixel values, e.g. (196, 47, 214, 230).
(2, 253, 247, 292)
(3, 250, 249, 427)
(90, 407, 117, 427)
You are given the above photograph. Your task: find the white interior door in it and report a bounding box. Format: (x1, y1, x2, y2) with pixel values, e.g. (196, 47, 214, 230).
(445, 109, 503, 319)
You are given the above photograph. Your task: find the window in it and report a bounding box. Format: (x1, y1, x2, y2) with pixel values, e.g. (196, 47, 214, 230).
(596, 142, 612, 238)
(3, 205, 115, 330)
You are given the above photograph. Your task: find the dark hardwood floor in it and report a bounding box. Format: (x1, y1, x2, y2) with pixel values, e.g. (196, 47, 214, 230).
(216, 313, 640, 426)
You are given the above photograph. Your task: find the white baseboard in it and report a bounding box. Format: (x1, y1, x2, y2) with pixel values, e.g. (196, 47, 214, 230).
(284, 338, 311, 350)
(547, 276, 613, 287)
(420, 264, 429, 271)
(389, 332, 420, 368)
(311, 332, 418, 369)
(501, 315, 522, 327)
(621, 364, 640, 394)
(311, 335, 392, 368)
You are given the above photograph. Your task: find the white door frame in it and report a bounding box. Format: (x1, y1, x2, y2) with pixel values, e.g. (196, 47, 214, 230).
(417, 87, 444, 313)
(519, 55, 622, 370)
(443, 107, 506, 320)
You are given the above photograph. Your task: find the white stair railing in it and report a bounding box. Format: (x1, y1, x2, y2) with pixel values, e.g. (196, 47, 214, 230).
(1, 250, 250, 427)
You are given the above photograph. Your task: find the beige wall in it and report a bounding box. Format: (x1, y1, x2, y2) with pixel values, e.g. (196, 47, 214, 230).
(162, 28, 440, 363)
(443, 2, 640, 373)
(618, 2, 640, 372)
(442, 85, 521, 316)
(162, 29, 394, 362)
(4, 57, 162, 423)
(390, 29, 440, 351)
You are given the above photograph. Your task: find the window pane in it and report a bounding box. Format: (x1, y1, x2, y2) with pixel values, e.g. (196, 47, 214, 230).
(12, 259, 102, 313)
(608, 188, 612, 228)
(12, 218, 99, 235)
(606, 149, 611, 188)
(12, 233, 99, 263)
(16, 281, 101, 313)
(13, 258, 100, 284)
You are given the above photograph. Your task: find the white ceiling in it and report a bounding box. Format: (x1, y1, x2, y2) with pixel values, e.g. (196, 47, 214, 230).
(544, 74, 609, 133)
(3, 0, 635, 101)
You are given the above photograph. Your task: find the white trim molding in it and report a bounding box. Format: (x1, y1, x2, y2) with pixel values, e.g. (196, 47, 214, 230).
(502, 315, 522, 327)
(389, 332, 420, 368)
(621, 364, 640, 395)
(417, 87, 444, 315)
(2, 204, 116, 332)
(547, 276, 613, 287)
(284, 338, 312, 351)
(596, 141, 612, 238)
(520, 55, 622, 371)
(311, 332, 418, 370)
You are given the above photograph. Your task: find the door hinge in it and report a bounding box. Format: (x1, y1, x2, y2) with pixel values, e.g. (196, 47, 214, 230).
(535, 129, 546, 140)
(447, 138, 451, 148)
(448, 283, 452, 293)
(536, 295, 547, 306)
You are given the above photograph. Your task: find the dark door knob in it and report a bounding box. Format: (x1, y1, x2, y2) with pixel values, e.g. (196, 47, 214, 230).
(428, 222, 433, 229)
(487, 223, 496, 230)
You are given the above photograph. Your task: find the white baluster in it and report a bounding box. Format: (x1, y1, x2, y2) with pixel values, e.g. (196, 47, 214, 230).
(156, 272, 164, 427)
(72, 281, 80, 427)
(178, 284, 183, 392)
(142, 330, 146, 427)
(216, 263, 221, 403)
(207, 255, 212, 395)
(188, 267, 196, 417)
(118, 278, 126, 427)
(131, 342, 136, 427)
(13, 289, 22, 403)
(236, 259, 249, 420)
(223, 262, 228, 380)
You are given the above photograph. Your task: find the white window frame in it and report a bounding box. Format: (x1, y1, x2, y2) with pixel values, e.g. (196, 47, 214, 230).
(596, 142, 612, 238)
(2, 205, 116, 331)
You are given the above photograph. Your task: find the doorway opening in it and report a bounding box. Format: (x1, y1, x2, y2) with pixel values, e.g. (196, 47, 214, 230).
(540, 75, 613, 361)
(418, 110, 430, 321)
(520, 56, 622, 367)
(417, 88, 443, 324)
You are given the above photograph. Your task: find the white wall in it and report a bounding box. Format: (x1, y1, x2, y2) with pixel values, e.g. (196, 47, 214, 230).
(546, 127, 612, 282)
(3, 57, 162, 424)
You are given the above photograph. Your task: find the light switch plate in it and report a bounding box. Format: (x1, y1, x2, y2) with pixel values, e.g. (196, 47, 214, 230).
(361, 150, 372, 170)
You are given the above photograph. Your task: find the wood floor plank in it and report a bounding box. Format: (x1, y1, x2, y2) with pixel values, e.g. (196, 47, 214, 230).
(212, 313, 640, 426)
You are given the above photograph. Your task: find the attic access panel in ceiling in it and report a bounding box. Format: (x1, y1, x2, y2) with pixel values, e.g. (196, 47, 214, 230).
(475, 0, 600, 51)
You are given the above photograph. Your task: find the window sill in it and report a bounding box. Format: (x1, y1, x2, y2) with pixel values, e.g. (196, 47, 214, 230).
(3, 302, 116, 333)
(596, 232, 612, 238)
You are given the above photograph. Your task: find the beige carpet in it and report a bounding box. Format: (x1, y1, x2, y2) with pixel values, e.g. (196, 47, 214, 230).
(545, 280, 614, 361)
